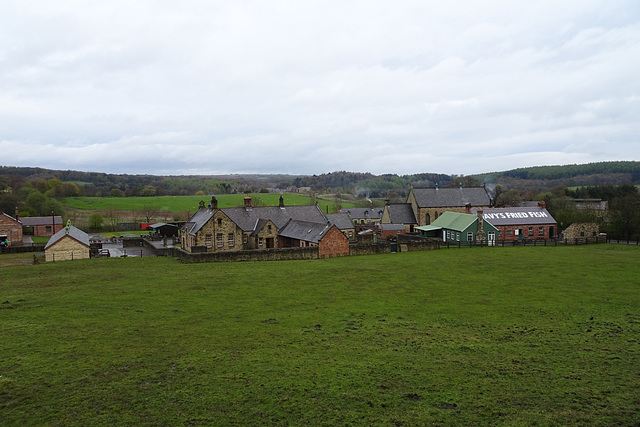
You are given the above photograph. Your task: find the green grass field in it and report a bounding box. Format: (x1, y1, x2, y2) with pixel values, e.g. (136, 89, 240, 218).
(1, 245, 639, 425)
(63, 193, 356, 214)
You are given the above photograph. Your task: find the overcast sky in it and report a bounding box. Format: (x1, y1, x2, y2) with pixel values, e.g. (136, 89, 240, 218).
(1, 1, 639, 177)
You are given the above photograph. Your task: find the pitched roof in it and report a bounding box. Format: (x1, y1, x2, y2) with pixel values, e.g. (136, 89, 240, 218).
(385, 204, 417, 224)
(250, 218, 275, 236)
(326, 213, 355, 230)
(19, 216, 63, 227)
(339, 207, 384, 220)
(411, 187, 491, 208)
(222, 205, 327, 232)
(278, 220, 332, 244)
(416, 211, 477, 233)
(183, 208, 215, 235)
(379, 223, 406, 231)
(472, 207, 557, 226)
(1, 212, 21, 224)
(184, 204, 328, 236)
(45, 225, 90, 249)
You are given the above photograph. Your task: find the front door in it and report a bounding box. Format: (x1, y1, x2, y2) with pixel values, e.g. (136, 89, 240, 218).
(488, 231, 496, 246)
(518, 229, 524, 240)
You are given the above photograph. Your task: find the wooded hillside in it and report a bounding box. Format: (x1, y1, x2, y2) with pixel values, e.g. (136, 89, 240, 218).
(1, 161, 639, 197)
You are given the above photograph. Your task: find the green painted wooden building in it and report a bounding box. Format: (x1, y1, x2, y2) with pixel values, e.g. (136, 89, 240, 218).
(415, 211, 499, 245)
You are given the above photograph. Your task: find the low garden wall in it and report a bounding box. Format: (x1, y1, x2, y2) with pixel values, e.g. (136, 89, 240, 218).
(173, 246, 319, 263)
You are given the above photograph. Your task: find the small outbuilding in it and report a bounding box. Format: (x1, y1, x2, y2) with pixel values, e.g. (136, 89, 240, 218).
(146, 223, 180, 237)
(278, 220, 350, 258)
(45, 224, 90, 262)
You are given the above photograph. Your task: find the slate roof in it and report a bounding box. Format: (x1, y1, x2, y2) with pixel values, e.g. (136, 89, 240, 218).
(471, 207, 557, 226)
(183, 208, 215, 235)
(379, 223, 406, 231)
(339, 207, 384, 220)
(250, 218, 273, 236)
(183, 204, 328, 236)
(385, 204, 417, 224)
(278, 220, 332, 244)
(223, 205, 327, 232)
(326, 213, 355, 230)
(19, 216, 63, 227)
(1, 212, 20, 224)
(45, 225, 90, 249)
(411, 187, 491, 207)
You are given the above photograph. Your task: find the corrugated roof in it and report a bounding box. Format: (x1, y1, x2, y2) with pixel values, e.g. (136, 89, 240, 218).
(45, 225, 90, 249)
(416, 211, 477, 233)
(472, 207, 557, 226)
(412, 187, 491, 208)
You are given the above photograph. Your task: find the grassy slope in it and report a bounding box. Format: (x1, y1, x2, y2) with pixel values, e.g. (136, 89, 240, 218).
(1, 245, 639, 426)
(63, 193, 357, 214)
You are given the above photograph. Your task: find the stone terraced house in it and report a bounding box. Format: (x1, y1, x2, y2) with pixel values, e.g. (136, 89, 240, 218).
(181, 195, 348, 257)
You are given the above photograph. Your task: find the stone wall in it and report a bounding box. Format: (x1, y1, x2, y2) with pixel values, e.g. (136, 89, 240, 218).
(45, 237, 90, 262)
(564, 223, 599, 240)
(173, 246, 319, 263)
(349, 242, 392, 256)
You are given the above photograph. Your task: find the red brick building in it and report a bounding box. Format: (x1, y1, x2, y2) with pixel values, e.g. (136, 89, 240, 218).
(472, 206, 557, 241)
(278, 219, 350, 258)
(0, 212, 23, 246)
(20, 216, 64, 237)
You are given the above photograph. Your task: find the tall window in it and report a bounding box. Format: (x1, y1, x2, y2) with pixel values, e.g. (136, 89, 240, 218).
(467, 232, 473, 241)
(205, 234, 212, 248)
(538, 227, 544, 236)
(216, 233, 223, 247)
(228, 233, 234, 247)
(528, 227, 534, 236)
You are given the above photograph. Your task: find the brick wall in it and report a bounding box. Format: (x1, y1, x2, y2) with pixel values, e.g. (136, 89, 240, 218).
(496, 224, 556, 240)
(0, 214, 23, 246)
(318, 226, 350, 258)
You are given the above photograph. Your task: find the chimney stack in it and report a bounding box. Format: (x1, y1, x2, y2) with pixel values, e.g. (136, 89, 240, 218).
(244, 195, 252, 209)
(279, 194, 284, 208)
(211, 195, 218, 210)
